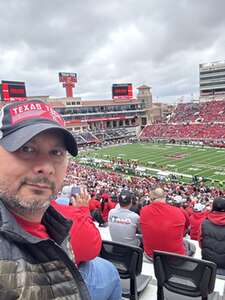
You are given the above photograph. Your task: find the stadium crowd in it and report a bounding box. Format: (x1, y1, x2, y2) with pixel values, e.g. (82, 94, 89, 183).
(64, 160, 225, 208)
(169, 100, 225, 124)
(140, 123, 225, 141)
(140, 100, 225, 143)
(58, 160, 225, 275)
(52, 99, 225, 295)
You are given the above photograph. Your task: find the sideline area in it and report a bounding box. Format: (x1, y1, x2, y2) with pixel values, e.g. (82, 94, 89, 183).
(97, 223, 225, 299)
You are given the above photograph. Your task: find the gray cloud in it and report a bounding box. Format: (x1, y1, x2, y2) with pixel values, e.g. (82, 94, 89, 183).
(0, 0, 224, 102)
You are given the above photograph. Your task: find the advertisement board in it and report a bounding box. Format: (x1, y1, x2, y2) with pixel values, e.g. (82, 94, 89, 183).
(1, 81, 26, 102)
(112, 83, 133, 99)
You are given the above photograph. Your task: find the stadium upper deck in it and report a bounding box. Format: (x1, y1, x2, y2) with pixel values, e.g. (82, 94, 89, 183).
(140, 99, 225, 143)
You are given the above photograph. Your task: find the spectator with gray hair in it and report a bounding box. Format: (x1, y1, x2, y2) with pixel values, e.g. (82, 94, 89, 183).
(140, 187, 195, 260)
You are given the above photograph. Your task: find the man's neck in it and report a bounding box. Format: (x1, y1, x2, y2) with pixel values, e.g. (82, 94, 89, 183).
(120, 204, 131, 209)
(153, 198, 166, 203)
(9, 208, 47, 223)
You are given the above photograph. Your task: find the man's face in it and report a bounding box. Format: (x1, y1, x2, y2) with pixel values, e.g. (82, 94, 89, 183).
(0, 129, 69, 216)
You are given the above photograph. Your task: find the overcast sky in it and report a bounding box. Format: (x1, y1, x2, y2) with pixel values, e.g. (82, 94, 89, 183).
(0, 0, 225, 103)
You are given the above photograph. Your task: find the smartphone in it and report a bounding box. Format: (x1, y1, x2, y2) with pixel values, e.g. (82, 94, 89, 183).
(71, 186, 80, 195)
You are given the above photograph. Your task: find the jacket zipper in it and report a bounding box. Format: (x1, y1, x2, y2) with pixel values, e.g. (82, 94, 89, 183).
(49, 239, 91, 300)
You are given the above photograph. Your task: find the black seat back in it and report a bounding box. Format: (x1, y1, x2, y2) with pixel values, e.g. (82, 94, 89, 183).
(100, 240, 143, 279)
(99, 240, 152, 300)
(153, 251, 217, 300)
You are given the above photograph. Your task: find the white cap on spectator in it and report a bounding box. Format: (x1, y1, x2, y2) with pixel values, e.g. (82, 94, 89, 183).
(193, 203, 205, 212)
(174, 195, 183, 203)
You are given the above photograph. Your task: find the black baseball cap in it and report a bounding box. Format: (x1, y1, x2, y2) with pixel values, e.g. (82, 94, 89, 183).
(0, 99, 78, 156)
(119, 190, 132, 206)
(212, 197, 225, 212)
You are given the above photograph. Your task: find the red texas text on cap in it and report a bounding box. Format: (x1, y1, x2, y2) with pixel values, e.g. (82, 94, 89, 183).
(8, 102, 64, 127)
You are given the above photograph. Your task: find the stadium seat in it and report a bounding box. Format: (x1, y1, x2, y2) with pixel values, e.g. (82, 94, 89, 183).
(99, 240, 151, 300)
(153, 251, 219, 300)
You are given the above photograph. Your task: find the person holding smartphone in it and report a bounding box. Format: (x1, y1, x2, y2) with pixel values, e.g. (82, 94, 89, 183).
(53, 185, 122, 300)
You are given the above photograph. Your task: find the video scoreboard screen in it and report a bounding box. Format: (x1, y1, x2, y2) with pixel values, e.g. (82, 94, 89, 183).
(1, 81, 26, 102)
(112, 83, 133, 99)
(59, 72, 77, 84)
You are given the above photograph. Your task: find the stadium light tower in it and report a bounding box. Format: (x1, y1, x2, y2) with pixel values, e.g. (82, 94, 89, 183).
(58, 72, 77, 97)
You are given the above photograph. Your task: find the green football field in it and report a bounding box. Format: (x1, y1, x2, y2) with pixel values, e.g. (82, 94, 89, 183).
(80, 143, 225, 184)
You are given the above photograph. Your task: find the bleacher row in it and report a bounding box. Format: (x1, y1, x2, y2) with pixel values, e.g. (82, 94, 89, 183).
(169, 100, 225, 124)
(140, 100, 225, 142)
(72, 128, 136, 146)
(140, 123, 225, 140)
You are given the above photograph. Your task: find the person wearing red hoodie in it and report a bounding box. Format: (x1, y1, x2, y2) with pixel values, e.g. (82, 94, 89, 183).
(89, 192, 101, 222)
(52, 193, 102, 265)
(52, 186, 122, 300)
(189, 203, 208, 240)
(184, 198, 194, 217)
(173, 195, 190, 235)
(100, 193, 117, 224)
(92, 192, 117, 227)
(199, 197, 225, 275)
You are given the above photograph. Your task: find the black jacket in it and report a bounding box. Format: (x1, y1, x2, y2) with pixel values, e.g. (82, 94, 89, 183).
(0, 200, 90, 300)
(201, 212, 225, 269)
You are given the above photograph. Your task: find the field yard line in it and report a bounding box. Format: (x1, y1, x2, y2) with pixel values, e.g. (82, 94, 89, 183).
(204, 156, 225, 167)
(193, 168, 220, 177)
(133, 165, 193, 179)
(170, 155, 225, 176)
(174, 148, 224, 166)
(163, 143, 221, 151)
(193, 156, 225, 169)
(163, 151, 210, 168)
(133, 149, 179, 163)
(105, 147, 208, 170)
(141, 147, 200, 163)
(192, 157, 225, 175)
(177, 154, 222, 171)
(91, 143, 225, 182)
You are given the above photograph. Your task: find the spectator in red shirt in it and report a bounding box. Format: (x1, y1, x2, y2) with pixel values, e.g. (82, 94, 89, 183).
(52, 189, 102, 265)
(189, 203, 208, 240)
(140, 188, 195, 259)
(89, 192, 101, 218)
(100, 193, 117, 223)
(184, 199, 194, 217)
(173, 195, 190, 235)
(92, 192, 116, 227)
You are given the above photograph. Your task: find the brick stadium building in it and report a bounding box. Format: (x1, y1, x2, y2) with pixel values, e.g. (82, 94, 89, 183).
(0, 79, 173, 147)
(25, 85, 173, 147)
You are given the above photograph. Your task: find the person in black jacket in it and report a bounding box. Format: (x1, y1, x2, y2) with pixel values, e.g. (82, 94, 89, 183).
(200, 197, 225, 275)
(0, 100, 121, 300)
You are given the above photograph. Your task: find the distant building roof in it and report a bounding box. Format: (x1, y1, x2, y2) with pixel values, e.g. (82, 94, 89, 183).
(137, 84, 151, 90)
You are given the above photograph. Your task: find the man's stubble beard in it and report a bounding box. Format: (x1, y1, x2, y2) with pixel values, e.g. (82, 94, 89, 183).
(0, 176, 57, 217)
